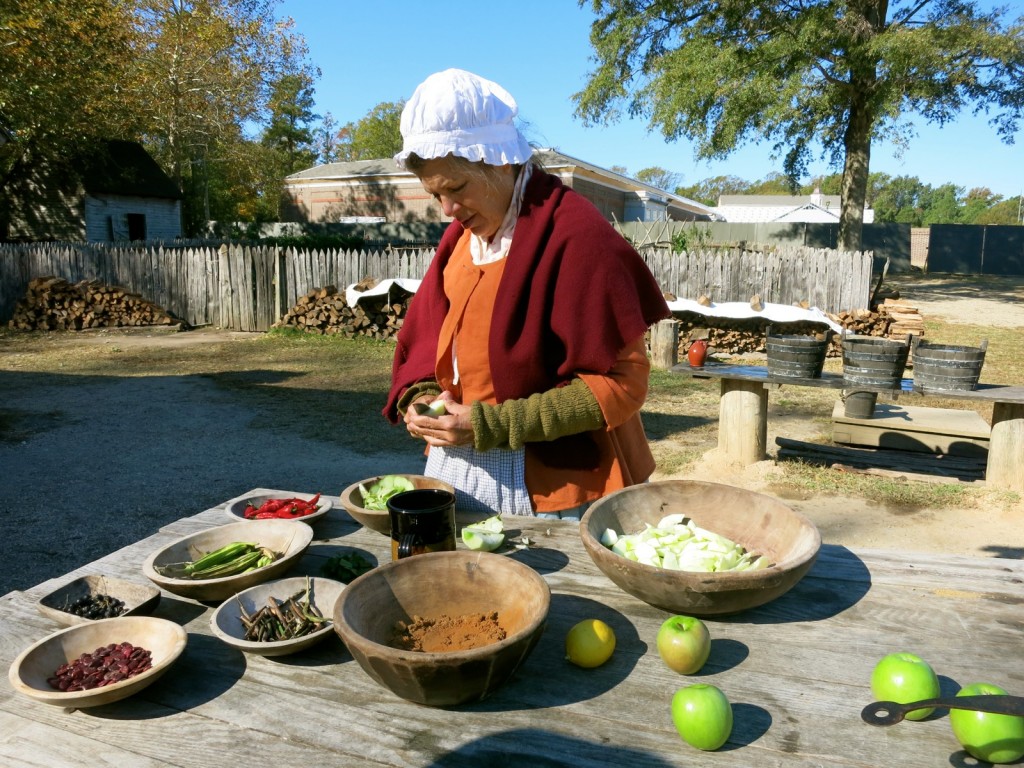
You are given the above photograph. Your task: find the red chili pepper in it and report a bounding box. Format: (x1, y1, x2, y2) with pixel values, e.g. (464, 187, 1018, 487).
(246, 494, 321, 519)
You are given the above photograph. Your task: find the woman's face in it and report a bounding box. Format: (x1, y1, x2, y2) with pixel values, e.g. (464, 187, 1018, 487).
(414, 157, 516, 241)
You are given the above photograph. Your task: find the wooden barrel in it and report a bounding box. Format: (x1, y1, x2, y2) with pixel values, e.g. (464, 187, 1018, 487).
(911, 340, 987, 393)
(842, 336, 910, 389)
(766, 332, 829, 379)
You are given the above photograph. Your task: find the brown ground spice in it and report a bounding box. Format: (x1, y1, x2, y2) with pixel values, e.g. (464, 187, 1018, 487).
(391, 612, 507, 652)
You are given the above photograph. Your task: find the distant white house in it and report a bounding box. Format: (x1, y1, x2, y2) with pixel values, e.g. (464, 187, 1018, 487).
(3, 139, 183, 242)
(713, 189, 874, 224)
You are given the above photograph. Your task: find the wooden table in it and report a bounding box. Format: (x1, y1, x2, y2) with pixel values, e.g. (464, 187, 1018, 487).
(672, 362, 1024, 491)
(3, 489, 1023, 767)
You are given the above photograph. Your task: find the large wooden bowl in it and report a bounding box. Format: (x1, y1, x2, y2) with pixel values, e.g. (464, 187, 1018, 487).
(142, 520, 314, 602)
(580, 480, 821, 617)
(339, 475, 455, 535)
(333, 551, 549, 707)
(8, 616, 187, 708)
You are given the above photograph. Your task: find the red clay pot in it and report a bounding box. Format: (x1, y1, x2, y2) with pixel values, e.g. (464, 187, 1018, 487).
(687, 340, 708, 367)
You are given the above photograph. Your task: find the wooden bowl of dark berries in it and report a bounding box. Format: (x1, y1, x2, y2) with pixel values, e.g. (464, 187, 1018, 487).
(8, 616, 187, 708)
(37, 574, 161, 627)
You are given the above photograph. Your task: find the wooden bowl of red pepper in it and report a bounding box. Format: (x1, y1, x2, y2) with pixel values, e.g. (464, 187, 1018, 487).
(224, 489, 331, 525)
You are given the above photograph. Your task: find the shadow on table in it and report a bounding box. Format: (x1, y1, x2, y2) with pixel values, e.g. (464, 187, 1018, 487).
(727, 702, 773, 749)
(425, 727, 678, 767)
(982, 544, 1024, 559)
(81, 633, 245, 720)
(729, 544, 872, 625)
(505, 539, 571, 575)
(467, 595, 641, 713)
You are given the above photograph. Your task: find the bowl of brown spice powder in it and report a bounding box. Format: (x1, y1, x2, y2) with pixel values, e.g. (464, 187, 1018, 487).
(332, 550, 550, 707)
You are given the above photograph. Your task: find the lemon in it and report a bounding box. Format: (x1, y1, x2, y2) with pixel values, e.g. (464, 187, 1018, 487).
(565, 619, 616, 668)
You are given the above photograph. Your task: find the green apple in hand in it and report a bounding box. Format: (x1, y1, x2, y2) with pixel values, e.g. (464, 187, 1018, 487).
(413, 399, 447, 417)
(656, 615, 711, 674)
(949, 682, 1024, 764)
(670, 683, 733, 751)
(870, 652, 941, 721)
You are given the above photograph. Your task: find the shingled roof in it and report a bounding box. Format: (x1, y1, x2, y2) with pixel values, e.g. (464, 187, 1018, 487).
(76, 140, 182, 200)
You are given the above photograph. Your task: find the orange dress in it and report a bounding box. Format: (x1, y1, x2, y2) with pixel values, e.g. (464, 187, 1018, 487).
(433, 230, 656, 513)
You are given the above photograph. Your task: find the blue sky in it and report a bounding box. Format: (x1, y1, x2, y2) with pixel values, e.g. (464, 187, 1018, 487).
(282, 1, 1023, 199)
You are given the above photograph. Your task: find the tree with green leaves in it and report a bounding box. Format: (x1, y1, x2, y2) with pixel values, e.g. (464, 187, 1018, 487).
(973, 195, 1023, 225)
(960, 187, 1003, 224)
(336, 101, 404, 162)
(675, 175, 751, 206)
(0, 0, 142, 235)
(574, 0, 1024, 250)
(866, 174, 927, 224)
(263, 72, 318, 175)
(635, 166, 682, 191)
(313, 112, 342, 165)
(129, 1, 314, 182)
(255, 70, 319, 220)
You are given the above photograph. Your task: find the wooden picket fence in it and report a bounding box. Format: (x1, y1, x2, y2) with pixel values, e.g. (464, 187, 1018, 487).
(0, 241, 872, 332)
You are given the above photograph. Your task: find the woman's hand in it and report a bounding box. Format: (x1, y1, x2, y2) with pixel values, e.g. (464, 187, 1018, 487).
(403, 392, 474, 447)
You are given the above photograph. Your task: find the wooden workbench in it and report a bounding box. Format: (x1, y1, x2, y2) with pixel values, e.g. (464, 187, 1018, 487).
(672, 362, 1024, 491)
(3, 490, 1023, 767)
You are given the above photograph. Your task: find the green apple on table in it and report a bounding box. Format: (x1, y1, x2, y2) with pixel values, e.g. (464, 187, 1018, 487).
(670, 683, 733, 751)
(656, 615, 711, 674)
(949, 682, 1024, 764)
(461, 515, 505, 552)
(870, 652, 941, 721)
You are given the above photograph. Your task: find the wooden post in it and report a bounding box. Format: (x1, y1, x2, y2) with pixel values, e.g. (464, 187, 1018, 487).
(650, 319, 680, 370)
(986, 402, 1024, 492)
(718, 379, 768, 464)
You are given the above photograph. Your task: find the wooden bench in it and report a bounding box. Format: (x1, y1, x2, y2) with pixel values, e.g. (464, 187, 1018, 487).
(671, 361, 1024, 491)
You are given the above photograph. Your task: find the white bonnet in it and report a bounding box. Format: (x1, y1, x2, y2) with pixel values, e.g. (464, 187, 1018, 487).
(394, 68, 533, 168)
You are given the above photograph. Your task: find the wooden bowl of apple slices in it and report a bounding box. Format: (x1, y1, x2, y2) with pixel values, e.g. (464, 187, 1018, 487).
(580, 480, 821, 617)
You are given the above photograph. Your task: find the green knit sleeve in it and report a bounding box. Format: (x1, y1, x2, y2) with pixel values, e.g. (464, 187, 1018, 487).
(396, 380, 443, 415)
(470, 378, 606, 452)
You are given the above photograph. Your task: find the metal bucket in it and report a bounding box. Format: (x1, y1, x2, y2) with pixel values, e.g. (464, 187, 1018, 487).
(766, 329, 830, 379)
(842, 335, 910, 389)
(843, 391, 878, 419)
(911, 339, 987, 393)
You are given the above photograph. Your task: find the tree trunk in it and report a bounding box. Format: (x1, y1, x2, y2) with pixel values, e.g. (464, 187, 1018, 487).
(839, 98, 871, 252)
(839, 0, 888, 253)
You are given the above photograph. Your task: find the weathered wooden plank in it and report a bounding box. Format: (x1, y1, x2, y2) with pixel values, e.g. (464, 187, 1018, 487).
(2, 488, 1023, 767)
(0, 710, 168, 767)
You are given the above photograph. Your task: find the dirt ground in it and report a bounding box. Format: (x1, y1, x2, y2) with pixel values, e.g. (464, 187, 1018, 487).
(666, 273, 1024, 557)
(1, 273, 1021, 595)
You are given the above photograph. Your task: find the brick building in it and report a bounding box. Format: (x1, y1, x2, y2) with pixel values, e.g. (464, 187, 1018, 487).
(282, 149, 715, 228)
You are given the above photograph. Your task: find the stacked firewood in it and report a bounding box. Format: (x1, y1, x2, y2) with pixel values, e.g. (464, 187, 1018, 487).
(675, 313, 842, 357)
(876, 299, 926, 341)
(274, 283, 411, 339)
(674, 294, 927, 359)
(7, 276, 176, 331)
(828, 307, 889, 337)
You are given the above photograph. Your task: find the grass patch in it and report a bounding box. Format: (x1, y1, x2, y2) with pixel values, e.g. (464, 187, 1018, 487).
(1, 312, 1020, 510)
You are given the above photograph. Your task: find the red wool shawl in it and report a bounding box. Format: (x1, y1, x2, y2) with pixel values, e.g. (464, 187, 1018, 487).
(384, 169, 671, 423)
